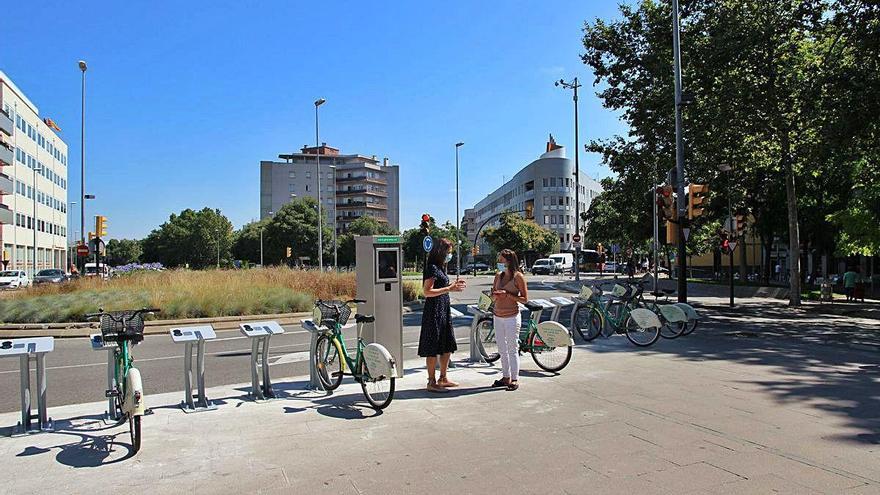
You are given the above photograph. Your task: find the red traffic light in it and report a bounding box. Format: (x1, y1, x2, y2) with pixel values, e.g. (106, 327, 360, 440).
(421, 214, 430, 222)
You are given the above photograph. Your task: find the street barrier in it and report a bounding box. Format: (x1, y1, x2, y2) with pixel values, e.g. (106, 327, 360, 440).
(1, 337, 54, 435)
(170, 325, 217, 412)
(239, 321, 285, 400)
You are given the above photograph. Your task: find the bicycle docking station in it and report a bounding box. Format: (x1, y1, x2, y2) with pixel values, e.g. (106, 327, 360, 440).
(466, 295, 528, 364)
(355, 235, 404, 378)
(169, 325, 217, 413)
(239, 321, 285, 401)
(548, 296, 576, 323)
(302, 318, 327, 392)
(89, 333, 121, 422)
(1, 337, 54, 435)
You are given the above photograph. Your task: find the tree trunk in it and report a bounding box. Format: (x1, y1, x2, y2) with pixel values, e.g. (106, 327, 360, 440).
(739, 233, 748, 280)
(782, 132, 801, 306)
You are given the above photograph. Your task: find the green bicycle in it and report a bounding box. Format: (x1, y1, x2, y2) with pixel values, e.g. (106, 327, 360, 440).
(86, 308, 160, 453)
(311, 299, 397, 410)
(475, 299, 573, 372)
(573, 283, 661, 347)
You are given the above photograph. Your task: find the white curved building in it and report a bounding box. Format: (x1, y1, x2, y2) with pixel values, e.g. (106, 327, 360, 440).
(469, 137, 602, 255)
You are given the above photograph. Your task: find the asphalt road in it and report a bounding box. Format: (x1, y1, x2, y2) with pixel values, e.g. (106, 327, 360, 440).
(0, 274, 579, 413)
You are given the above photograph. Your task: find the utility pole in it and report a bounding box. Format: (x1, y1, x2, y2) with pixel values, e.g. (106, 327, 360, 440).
(314, 98, 326, 270)
(556, 77, 582, 282)
(672, 0, 688, 302)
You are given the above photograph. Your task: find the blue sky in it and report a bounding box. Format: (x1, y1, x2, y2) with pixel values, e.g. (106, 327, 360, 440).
(2, 1, 627, 239)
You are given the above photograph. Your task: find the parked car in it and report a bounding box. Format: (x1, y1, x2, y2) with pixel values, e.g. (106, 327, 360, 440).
(33, 269, 69, 285)
(0, 270, 31, 289)
(549, 253, 575, 273)
(450, 262, 490, 275)
(530, 258, 560, 275)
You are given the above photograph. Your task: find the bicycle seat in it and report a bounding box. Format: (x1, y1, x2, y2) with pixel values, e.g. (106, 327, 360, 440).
(355, 314, 375, 324)
(649, 291, 668, 298)
(524, 301, 544, 312)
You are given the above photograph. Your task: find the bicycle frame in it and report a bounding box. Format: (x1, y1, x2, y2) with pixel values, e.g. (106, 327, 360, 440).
(322, 322, 369, 379)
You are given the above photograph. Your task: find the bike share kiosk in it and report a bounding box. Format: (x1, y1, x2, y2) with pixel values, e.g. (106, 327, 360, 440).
(1, 337, 54, 435)
(239, 321, 285, 400)
(169, 325, 217, 412)
(354, 235, 404, 377)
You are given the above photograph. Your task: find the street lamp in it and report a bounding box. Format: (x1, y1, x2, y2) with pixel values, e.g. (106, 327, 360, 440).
(555, 77, 582, 282)
(718, 163, 734, 307)
(260, 210, 274, 267)
(454, 142, 464, 278)
(215, 228, 221, 269)
(78, 60, 87, 267)
(314, 98, 326, 270)
(32, 164, 43, 276)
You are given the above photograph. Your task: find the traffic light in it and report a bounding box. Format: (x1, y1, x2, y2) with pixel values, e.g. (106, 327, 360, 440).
(735, 213, 746, 238)
(718, 229, 730, 254)
(665, 208, 678, 244)
(471, 246, 477, 256)
(419, 213, 431, 236)
(658, 185, 675, 220)
(95, 215, 107, 238)
(88, 231, 96, 241)
(687, 184, 709, 219)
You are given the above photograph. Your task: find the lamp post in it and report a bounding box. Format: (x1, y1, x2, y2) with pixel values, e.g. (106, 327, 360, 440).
(328, 165, 338, 271)
(555, 77, 582, 282)
(78, 60, 87, 272)
(32, 164, 43, 276)
(454, 142, 464, 278)
(314, 98, 326, 270)
(260, 210, 274, 267)
(672, 0, 688, 302)
(215, 228, 221, 269)
(719, 163, 734, 307)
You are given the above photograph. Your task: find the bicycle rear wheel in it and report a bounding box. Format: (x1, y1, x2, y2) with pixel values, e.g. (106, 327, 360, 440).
(681, 319, 699, 336)
(360, 359, 395, 410)
(314, 334, 344, 390)
(129, 414, 141, 453)
(476, 316, 500, 363)
(528, 332, 572, 372)
(623, 313, 660, 347)
(660, 319, 687, 339)
(574, 305, 602, 341)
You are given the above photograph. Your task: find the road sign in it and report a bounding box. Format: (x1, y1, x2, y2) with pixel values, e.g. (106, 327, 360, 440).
(683, 227, 691, 242)
(76, 244, 89, 257)
(728, 241, 738, 252)
(572, 241, 582, 250)
(422, 235, 433, 253)
(611, 243, 621, 254)
(572, 233, 581, 243)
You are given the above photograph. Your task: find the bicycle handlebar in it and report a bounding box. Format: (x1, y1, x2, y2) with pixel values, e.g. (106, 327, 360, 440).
(84, 308, 162, 320)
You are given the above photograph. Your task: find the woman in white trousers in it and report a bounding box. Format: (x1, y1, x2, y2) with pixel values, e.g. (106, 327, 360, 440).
(491, 249, 528, 391)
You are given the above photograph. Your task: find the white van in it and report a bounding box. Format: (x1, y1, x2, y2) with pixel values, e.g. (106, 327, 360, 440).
(549, 253, 574, 274)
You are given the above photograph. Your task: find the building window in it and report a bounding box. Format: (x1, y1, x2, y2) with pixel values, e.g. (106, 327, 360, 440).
(565, 196, 570, 206)
(288, 172, 295, 179)
(306, 172, 311, 179)
(549, 177, 556, 187)
(543, 215, 550, 224)
(543, 196, 549, 206)
(305, 185, 310, 192)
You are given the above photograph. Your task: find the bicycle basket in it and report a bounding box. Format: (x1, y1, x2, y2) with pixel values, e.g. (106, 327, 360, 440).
(318, 300, 352, 326)
(99, 311, 145, 343)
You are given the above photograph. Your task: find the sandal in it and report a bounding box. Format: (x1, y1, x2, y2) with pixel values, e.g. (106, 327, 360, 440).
(438, 376, 459, 388)
(506, 382, 519, 391)
(492, 379, 510, 388)
(427, 381, 448, 393)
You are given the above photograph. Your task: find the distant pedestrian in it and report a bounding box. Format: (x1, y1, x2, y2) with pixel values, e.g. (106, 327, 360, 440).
(843, 267, 859, 302)
(418, 238, 466, 393)
(599, 252, 606, 277)
(774, 262, 781, 281)
(491, 249, 528, 391)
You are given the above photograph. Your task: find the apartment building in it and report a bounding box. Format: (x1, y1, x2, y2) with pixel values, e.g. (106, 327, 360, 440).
(470, 137, 602, 254)
(0, 71, 70, 275)
(260, 143, 400, 232)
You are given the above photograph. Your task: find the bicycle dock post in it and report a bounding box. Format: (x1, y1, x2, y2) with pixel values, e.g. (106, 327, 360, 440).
(301, 319, 326, 392)
(527, 299, 556, 324)
(466, 305, 491, 363)
(170, 325, 217, 412)
(239, 321, 285, 401)
(1, 337, 54, 435)
(549, 296, 576, 325)
(90, 334, 119, 422)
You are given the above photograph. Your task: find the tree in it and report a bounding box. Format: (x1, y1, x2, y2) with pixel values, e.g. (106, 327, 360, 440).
(105, 239, 142, 266)
(263, 197, 332, 266)
(337, 216, 397, 267)
(141, 208, 233, 268)
(232, 220, 269, 265)
(482, 212, 559, 259)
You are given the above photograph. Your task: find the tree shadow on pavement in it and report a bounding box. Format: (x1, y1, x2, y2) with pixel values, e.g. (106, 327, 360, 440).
(585, 312, 880, 445)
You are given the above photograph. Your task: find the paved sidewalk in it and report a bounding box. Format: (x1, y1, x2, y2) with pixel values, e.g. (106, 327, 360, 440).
(1, 331, 878, 494)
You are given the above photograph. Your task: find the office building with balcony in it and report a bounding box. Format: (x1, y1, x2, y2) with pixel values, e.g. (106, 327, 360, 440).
(260, 144, 400, 232)
(469, 136, 603, 255)
(0, 71, 70, 275)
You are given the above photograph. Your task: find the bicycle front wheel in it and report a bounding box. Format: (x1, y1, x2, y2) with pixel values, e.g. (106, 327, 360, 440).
(314, 334, 344, 390)
(528, 332, 572, 372)
(574, 305, 602, 342)
(129, 414, 142, 453)
(360, 360, 395, 410)
(476, 316, 500, 363)
(660, 319, 687, 339)
(623, 314, 660, 347)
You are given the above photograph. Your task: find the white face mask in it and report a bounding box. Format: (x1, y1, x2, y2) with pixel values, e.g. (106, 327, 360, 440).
(445, 253, 453, 263)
